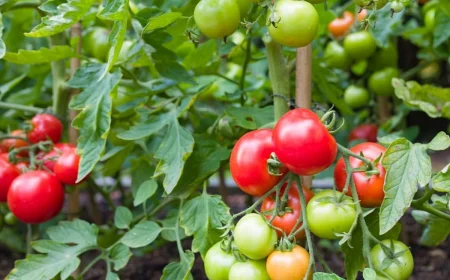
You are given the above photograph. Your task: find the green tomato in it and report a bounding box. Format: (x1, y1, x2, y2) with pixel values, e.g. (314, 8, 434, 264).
(194, 0, 241, 39)
(237, 0, 252, 19)
(368, 67, 400, 96)
(344, 85, 370, 109)
(370, 42, 399, 71)
(204, 242, 236, 280)
(84, 27, 110, 61)
(306, 190, 357, 239)
(234, 213, 277, 260)
(418, 62, 441, 81)
(371, 240, 414, 280)
(351, 59, 368, 76)
(4, 212, 17, 226)
(324, 41, 351, 69)
(390, 1, 404, 13)
(424, 9, 436, 30)
(343, 31, 377, 61)
(228, 260, 270, 280)
(268, 0, 319, 48)
(354, 0, 388, 10)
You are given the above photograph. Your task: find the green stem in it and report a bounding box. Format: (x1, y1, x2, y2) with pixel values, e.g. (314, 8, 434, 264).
(412, 202, 450, 221)
(77, 251, 106, 279)
(213, 73, 239, 85)
(26, 224, 32, 254)
(239, 5, 257, 106)
(175, 199, 187, 262)
(49, 34, 69, 119)
(0, 102, 44, 114)
(401, 60, 438, 80)
(131, 196, 178, 224)
(337, 143, 378, 173)
(265, 41, 290, 121)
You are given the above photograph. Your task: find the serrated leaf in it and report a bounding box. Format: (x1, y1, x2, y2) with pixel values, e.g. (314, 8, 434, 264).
(433, 164, 450, 192)
(38, 0, 66, 14)
(313, 272, 345, 280)
(114, 206, 133, 230)
(68, 63, 122, 182)
(155, 61, 195, 84)
(25, 0, 95, 37)
(180, 193, 231, 257)
(7, 220, 98, 280)
(412, 210, 450, 246)
(153, 112, 195, 194)
(225, 106, 274, 130)
(369, 6, 404, 48)
(118, 112, 172, 140)
(433, 9, 450, 47)
(120, 221, 161, 248)
(2, 46, 75, 64)
(380, 138, 432, 234)
(109, 243, 131, 270)
(98, 0, 127, 21)
(143, 12, 182, 33)
(0, 12, 5, 59)
(133, 179, 158, 206)
(161, 250, 194, 280)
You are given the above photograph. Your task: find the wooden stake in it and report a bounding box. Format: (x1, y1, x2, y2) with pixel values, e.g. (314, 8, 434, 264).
(295, 44, 313, 188)
(377, 96, 391, 123)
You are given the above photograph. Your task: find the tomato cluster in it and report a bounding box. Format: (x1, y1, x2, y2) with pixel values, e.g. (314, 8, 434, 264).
(0, 113, 81, 224)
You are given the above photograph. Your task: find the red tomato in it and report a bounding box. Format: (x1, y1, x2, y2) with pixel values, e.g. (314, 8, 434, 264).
(358, 9, 367, 21)
(0, 158, 20, 202)
(0, 130, 29, 156)
(273, 108, 337, 176)
(27, 114, 63, 144)
(41, 143, 76, 172)
(54, 149, 81, 185)
(7, 170, 64, 224)
(334, 142, 386, 207)
(230, 129, 287, 196)
(328, 11, 354, 37)
(349, 124, 378, 142)
(261, 182, 314, 238)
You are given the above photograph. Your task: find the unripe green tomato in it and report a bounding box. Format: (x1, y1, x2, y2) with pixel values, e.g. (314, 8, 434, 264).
(194, 0, 241, 39)
(418, 62, 441, 81)
(228, 259, 270, 280)
(371, 240, 414, 280)
(354, 0, 388, 10)
(268, 0, 319, 48)
(424, 9, 436, 30)
(344, 85, 370, 109)
(390, 1, 404, 13)
(368, 67, 400, 96)
(324, 41, 351, 69)
(343, 31, 377, 61)
(84, 27, 110, 61)
(4, 212, 17, 225)
(370, 42, 398, 70)
(237, 0, 252, 19)
(204, 242, 236, 280)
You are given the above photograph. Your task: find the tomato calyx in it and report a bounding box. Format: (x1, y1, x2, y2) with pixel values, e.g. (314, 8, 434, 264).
(320, 109, 344, 134)
(277, 237, 295, 252)
(377, 240, 410, 269)
(267, 152, 285, 176)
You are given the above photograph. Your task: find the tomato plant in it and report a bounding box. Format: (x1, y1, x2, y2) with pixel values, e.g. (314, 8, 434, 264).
(194, 0, 241, 39)
(371, 240, 414, 280)
(27, 113, 63, 144)
(348, 124, 378, 142)
(328, 11, 354, 38)
(54, 149, 81, 185)
(40, 143, 76, 171)
(0, 158, 20, 202)
(204, 242, 236, 280)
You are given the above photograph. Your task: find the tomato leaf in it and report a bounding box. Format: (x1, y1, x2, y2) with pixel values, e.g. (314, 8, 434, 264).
(102, 143, 135, 176)
(38, 0, 66, 14)
(161, 250, 194, 280)
(161, 210, 186, 242)
(380, 133, 450, 234)
(25, 0, 94, 37)
(313, 272, 345, 280)
(369, 6, 404, 48)
(432, 164, 450, 192)
(225, 106, 274, 130)
(118, 112, 172, 140)
(180, 192, 231, 258)
(133, 179, 158, 206)
(143, 12, 182, 33)
(120, 221, 161, 248)
(363, 268, 377, 280)
(6, 219, 98, 280)
(411, 210, 450, 246)
(114, 206, 133, 230)
(109, 243, 132, 270)
(2, 46, 75, 64)
(155, 61, 196, 84)
(0, 12, 5, 59)
(68, 63, 122, 183)
(433, 9, 450, 48)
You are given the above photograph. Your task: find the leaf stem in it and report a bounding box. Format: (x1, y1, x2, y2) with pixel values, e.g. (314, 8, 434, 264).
(239, 5, 257, 106)
(78, 251, 106, 279)
(337, 143, 379, 174)
(0, 102, 44, 114)
(412, 202, 450, 221)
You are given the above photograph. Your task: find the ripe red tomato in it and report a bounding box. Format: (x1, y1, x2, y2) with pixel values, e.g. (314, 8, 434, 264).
(0, 158, 20, 202)
(41, 143, 76, 172)
(266, 245, 310, 280)
(7, 170, 64, 224)
(334, 142, 386, 207)
(0, 153, 28, 173)
(230, 129, 287, 196)
(0, 130, 29, 156)
(328, 11, 354, 37)
(27, 114, 63, 144)
(54, 149, 80, 185)
(272, 108, 337, 176)
(349, 124, 378, 142)
(261, 182, 314, 239)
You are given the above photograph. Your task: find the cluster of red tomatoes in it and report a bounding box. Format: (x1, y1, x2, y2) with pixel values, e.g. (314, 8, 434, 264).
(0, 114, 80, 224)
(202, 108, 407, 279)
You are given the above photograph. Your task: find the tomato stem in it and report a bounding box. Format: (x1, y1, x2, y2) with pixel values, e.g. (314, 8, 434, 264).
(411, 187, 450, 221)
(0, 102, 44, 114)
(337, 143, 379, 174)
(239, 4, 257, 106)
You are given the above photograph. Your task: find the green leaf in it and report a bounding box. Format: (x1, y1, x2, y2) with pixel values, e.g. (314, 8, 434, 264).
(313, 272, 345, 280)
(180, 192, 231, 257)
(98, 0, 128, 21)
(0, 74, 27, 100)
(143, 12, 182, 33)
(25, 0, 95, 37)
(120, 221, 161, 248)
(161, 210, 186, 242)
(363, 268, 377, 280)
(369, 6, 404, 48)
(225, 106, 274, 130)
(153, 112, 195, 194)
(379, 138, 432, 234)
(114, 206, 133, 230)
(133, 179, 158, 206)
(102, 143, 135, 176)
(68, 63, 122, 182)
(433, 9, 450, 47)
(38, 0, 66, 14)
(118, 112, 172, 140)
(0, 12, 5, 59)
(155, 61, 195, 84)
(7, 219, 98, 280)
(433, 164, 450, 192)
(392, 78, 450, 119)
(427, 131, 450, 151)
(2, 46, 75, 64)
(161, 250, 194, 280)
(106, 271, 119, 280)
(109, 243, 131, 270)
(411, 210, 450, 246)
